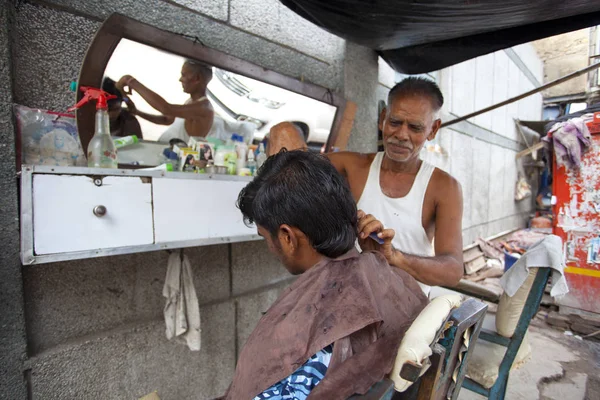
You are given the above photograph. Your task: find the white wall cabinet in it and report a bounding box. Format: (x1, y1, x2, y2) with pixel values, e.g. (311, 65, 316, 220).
(21, 165, 260, 265)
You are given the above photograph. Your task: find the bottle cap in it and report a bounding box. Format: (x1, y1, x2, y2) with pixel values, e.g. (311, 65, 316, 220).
(163, 148, 178, 160)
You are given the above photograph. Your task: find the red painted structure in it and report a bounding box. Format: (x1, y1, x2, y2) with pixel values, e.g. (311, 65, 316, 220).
(553, 113, 600, 314)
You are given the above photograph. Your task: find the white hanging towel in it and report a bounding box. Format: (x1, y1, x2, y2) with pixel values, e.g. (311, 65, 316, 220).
(500, 234, 569, 298)
(163, 250, 201, 351)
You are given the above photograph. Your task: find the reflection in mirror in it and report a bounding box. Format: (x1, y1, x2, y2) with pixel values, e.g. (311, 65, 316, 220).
(103, 39, 337, 151)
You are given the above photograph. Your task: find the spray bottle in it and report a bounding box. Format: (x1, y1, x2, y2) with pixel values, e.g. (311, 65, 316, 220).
(69, 86, 118, 169)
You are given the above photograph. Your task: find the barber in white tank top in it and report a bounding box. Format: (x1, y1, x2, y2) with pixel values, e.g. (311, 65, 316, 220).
(357, 152, 436, 295)
(267, 78, 465, 297)
(117, 60, 215, 143)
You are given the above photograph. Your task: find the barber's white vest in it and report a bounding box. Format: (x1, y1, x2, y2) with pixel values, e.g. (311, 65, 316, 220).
(357, 152, 435, 296)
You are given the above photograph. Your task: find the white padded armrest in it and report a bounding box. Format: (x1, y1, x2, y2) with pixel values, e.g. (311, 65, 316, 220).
(390, 294, 463, 392)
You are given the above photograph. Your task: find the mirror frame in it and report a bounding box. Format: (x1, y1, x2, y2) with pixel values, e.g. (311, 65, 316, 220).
(76, 13, 347, 155)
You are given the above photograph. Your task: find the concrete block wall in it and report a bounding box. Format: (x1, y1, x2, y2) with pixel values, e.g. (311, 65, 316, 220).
(0, 1, 28, 399)
(377, 44, 544, 246)
(0, 0, 371, 398)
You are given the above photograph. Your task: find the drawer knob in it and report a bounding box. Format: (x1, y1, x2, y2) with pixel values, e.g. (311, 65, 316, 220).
(93, 205, 107, 217)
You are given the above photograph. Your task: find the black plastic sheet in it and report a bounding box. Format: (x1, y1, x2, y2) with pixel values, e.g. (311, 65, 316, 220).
(280, 0, 600, 74)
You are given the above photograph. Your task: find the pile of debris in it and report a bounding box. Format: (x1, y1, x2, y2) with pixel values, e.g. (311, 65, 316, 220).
(462, 241, 504, 296)
(463, 229, 600, 343)
(462, 229, 550, 297)
(546, 310, 600, 342)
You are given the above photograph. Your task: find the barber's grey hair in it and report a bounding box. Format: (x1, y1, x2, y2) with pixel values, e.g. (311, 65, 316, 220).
(184, 59, 213, 82)
(388, 77, 444, 111)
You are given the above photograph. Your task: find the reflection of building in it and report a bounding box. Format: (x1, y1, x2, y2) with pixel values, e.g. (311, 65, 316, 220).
(533, 27, 600, 118)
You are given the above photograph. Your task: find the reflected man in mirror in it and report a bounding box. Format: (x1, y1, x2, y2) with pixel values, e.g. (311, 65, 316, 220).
(102, 77, 143, 138)
(268, 78, 464, 296)
(116, 60, 214, 143)
(219, 150, 427, 400)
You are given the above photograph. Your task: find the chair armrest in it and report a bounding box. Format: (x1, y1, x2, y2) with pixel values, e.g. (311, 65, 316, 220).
(479, 328, 510, 347)
(400, 361, 423, 383)
(443, 280, 501, 303)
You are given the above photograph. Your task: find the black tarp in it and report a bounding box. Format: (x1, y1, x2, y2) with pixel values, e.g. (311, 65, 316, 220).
(280, 1, 600, 74)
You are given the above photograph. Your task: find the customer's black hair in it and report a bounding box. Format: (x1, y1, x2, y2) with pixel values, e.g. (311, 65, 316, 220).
(388, 77, 444, 111)
(237, 150, 357, 258)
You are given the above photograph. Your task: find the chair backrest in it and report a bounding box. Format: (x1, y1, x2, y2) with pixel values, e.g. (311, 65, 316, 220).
(496, 267, 536, 337)
(496, 267, 551, 376)
(461, 267, 553, 398)
(349, 297, 488, 400)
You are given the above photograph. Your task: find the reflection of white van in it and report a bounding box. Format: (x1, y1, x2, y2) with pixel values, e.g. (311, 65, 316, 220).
(206, 68, 337, 145)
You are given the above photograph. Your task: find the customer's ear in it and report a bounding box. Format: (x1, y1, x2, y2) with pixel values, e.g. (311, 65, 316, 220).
(278, 224, 298, 254)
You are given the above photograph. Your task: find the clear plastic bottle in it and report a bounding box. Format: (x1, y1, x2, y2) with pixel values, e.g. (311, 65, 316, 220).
(88, 107, 118, 168)
(225, 147, 237, 175)
(246, 148, 257, 176)
(113, 135, 139, 149)
(256, 143, 267, 169)
(232, 134, 248, 173)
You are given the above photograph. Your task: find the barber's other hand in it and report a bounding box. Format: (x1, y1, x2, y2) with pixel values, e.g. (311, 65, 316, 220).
(124, 96, 137, 115)
(116, 75, 136, 95)
(357, 210, 396, 263)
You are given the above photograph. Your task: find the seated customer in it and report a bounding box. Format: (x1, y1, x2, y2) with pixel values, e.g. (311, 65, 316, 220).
(223, 150, 428, 400)
(102, 77, 143, 138)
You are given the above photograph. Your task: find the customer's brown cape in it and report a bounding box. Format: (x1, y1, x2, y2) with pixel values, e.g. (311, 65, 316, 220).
(222, 249, 428, 400)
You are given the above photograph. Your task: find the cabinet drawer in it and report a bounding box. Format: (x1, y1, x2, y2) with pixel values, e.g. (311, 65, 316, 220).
(33, 174, 154, 254)
(153, 178, 255, 243)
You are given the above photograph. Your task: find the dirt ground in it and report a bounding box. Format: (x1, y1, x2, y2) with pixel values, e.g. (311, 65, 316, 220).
(458, 315, 600, 400)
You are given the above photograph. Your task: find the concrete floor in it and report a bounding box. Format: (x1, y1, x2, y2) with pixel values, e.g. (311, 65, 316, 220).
(458, 317, 600, 400)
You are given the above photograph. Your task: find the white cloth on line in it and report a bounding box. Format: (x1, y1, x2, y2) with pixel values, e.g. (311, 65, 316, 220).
(163, 250, 201, 351)
(500, 234, 568, 298)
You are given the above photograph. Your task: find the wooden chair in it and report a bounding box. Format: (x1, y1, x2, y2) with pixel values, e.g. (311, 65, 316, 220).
(349, 297, 488, 400)
(460, 267, 552, 400)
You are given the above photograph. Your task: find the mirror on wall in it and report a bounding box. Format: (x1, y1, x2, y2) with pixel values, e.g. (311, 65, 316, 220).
(75, 14, 346, 167)
(104, 39, 337, 147)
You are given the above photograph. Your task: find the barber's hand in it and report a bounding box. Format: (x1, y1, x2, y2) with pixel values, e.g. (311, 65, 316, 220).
(124, 96, 137, 115)
(357, 210, 396, 263)
(117, 75, 136, 95)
